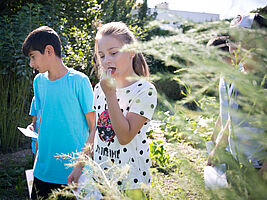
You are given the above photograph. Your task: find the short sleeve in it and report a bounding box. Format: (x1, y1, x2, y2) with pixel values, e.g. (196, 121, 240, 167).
(78, 77, 95, 113)
(29, 97, 37, 116)
(129, 85, 157, 120)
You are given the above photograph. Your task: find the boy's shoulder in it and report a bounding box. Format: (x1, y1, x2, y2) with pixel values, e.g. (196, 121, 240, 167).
(68, 68, 89, 80)
(33, 69, 89, 84)
(34, 72, 47, 82)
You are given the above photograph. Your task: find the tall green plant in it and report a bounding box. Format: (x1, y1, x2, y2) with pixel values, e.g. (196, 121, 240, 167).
(121, 18, 267, 198)
(0, 0, 154, 153)
(0, 2, 59, 153)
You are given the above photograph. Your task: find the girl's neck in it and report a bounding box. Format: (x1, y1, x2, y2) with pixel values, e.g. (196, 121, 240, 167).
(115, 74, 139, 89)
(48, 59, 68, 81)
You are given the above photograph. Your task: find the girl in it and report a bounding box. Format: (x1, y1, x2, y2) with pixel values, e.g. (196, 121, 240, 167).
(93, 21, 157, 198)
(69, 22, 157, 198)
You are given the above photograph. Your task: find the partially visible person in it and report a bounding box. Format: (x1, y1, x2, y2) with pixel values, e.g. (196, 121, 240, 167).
(206, 14, 267, 177)
(230, 13, 267, 29)
(69, 22, 157, 200)
(22, 26, 95, 200)
(206, 36, 232, 146)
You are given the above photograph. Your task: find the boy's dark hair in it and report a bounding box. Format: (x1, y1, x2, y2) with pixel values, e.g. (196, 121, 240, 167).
(22, 26, 62, 58)
(206, 36, 229, 52)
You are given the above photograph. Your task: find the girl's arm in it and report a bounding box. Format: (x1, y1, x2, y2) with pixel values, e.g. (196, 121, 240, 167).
(100, 80, 147, 145)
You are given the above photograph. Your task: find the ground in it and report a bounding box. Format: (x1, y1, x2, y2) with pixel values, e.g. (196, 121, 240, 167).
(0, 139, 210, 200)
(0, 149, 32, 200)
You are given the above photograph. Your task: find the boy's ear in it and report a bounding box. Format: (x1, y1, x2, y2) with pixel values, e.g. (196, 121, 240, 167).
(45, 45, 55, 56)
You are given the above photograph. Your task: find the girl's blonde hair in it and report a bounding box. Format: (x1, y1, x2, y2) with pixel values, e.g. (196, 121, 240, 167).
(94, 22, 150, 77)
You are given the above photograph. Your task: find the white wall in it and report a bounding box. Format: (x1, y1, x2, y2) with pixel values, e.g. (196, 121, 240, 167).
(152, 8, 219, 23)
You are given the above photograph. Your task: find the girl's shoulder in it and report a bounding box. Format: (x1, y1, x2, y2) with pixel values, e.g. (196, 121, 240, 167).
(94, 82, 101, 91)
(138, 79, 157, 94)
(93, 82, 103, 97)
(134, 79, 156, 90)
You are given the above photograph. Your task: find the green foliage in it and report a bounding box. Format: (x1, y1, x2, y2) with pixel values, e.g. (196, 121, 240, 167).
(3, 1, 266, 199)
(0, 3, 46, 153)
(0, 74, 31, 153)
(0, 2, 55, 153)
(150, 140, 170, 169)
(0, 0, 151, 153)
(0, 153, 32, 199)
(98, 0, 136, 24)
(58, 0, 100, 84)
(142, 20, 267, 199)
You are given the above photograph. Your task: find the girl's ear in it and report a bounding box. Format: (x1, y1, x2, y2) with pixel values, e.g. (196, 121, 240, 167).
(130, 51, 136, 59)
(45, 45, 55, 56)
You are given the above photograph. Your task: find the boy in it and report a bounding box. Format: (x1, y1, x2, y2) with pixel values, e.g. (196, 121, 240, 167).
(22, 26, 95, 199)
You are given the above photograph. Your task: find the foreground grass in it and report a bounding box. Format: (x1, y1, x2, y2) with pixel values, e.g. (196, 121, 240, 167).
(0, 139, 210, 200)
(149, 125, 209, 200)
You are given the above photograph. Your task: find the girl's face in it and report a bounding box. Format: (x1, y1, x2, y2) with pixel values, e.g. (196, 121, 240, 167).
(97, 35, 135, 81)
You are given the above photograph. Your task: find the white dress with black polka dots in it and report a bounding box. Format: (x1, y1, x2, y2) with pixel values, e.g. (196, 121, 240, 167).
(93, 78, 157, 190)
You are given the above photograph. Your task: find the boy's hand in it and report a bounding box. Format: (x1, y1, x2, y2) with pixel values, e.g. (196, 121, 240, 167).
(27, 123, 35, 131)
(67, 164, 83, 190)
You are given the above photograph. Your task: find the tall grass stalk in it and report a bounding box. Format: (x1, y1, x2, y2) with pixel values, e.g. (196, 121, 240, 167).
(125, 20, 267, 199)
(0, 73, 31, 153)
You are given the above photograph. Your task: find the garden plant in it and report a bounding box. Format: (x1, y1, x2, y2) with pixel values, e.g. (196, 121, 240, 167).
(0, 0, 266, 199)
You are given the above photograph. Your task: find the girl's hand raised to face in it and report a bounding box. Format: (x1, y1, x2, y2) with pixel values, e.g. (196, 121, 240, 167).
(100, 68, 116, 96)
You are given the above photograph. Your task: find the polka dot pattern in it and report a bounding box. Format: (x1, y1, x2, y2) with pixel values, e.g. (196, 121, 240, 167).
(93, 79, 157, 189)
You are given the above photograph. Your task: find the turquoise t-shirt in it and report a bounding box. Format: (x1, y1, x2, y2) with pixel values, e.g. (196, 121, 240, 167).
(29, 96, 40, 154)
(33, 68, 94, 184)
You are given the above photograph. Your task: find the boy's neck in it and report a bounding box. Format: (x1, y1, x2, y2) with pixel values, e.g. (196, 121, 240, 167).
(47, 59, 68, 81)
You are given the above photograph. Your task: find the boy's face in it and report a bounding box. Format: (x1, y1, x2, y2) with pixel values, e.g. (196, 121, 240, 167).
(28, 50, 49, 73)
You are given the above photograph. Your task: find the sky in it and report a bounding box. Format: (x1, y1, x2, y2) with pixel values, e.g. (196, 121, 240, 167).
(139, 0, 266, 19)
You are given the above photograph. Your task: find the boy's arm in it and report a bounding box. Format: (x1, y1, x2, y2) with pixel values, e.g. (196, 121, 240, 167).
(207, 119, 230, 166)
(33, 116, 41, 163)
(27, 116, 37, 131)
(82, 111, 96, 158)
(67, 111, 96, 186)
(34, 138, 38, 162)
